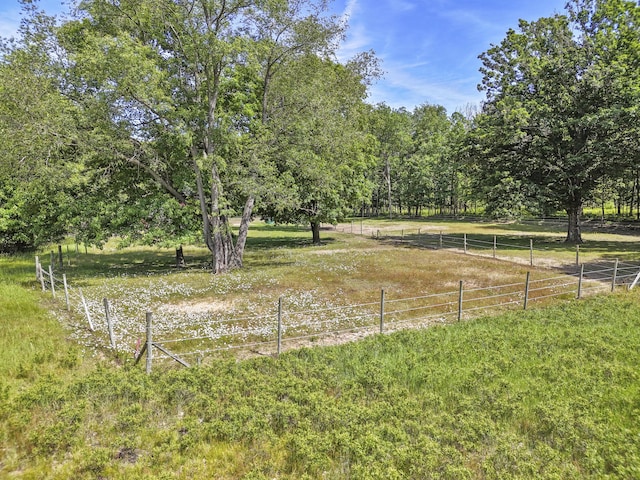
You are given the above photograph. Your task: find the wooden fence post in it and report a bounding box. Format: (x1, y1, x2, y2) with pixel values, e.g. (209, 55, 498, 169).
(524, 272, 530, 310)
(457, 281, 464, 321)
(611, 259, 619, 292)
(439, 231, 443, 249)
(146, 312, 153, 374)
(577, 264, 584, 299)
(464, 234, 467, 254)
(48, 265, 56, 298)
(63, 274, 70, 311)
(58, 245, 63, 269)
(79, 288, 94, 331)
(493, 235, 497, 258)
(35, 255, 40, 281)
(104, 298, 116, 349)
(379, 289, 385, 333)
(529, 239, 533, 266)
(277, 296, 283, 357)
(50, 250, 54, 269)
(575, 245, 580, 267)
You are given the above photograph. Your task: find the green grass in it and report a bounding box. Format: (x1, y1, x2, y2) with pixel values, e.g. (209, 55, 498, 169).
(0, 254, 82, 381)
(36, 224, 569, 360)
(2, 220, 640, 478)
(1, 292, 640, 478)
(341, 217, 640, 266)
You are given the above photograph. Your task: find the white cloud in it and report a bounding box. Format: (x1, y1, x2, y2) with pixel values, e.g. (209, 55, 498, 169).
(367, 57, 484, 113)
(0, 7, 21, 40)
(341, 0, 359, 23)
(388, 0, 416, 13)
(338, 22, 373, 61)
(439, 8, 500, 33)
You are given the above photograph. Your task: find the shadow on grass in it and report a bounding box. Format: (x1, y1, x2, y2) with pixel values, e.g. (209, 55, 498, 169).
(378, 231, 640, 262)
(0, 253, 43, 287)
(476, 222, 566, 234)
(354, 215, 640, 237)
(50, 250, 208, 283)
(46, 225, 338, 281)
(247, 223, 337, 249)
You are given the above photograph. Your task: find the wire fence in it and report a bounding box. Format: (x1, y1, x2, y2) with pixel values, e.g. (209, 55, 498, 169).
(35, 252, 640, 373)
(334, 223, 636, 269)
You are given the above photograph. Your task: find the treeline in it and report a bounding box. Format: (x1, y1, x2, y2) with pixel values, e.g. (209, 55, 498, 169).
(365, 105, 640, 223)
(1, 0, 639, 265)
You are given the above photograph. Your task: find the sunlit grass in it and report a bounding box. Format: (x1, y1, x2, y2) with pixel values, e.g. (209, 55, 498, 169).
(19, 219, 637, 361)
(339, 217, 640, 266)
(3, 291, 640, 478)
(2, 219, 640, 478)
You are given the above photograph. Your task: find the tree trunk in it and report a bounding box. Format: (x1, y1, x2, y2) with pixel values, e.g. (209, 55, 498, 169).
(565, 205, 583, 243)
(385, 157, 392, 219)
(233, 195, 255, 267)
(192, 151, 215, 253)
(636, 169, 640, 220)
(193, 152, 253, 274)
(311, 221, 321, 244)
(176, 245, 186, 267)
(212, 218, 240, 274)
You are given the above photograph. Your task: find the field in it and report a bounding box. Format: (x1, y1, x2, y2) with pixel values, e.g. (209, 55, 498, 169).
(37, 218, 640, 364)
(2, 217, 640, 478)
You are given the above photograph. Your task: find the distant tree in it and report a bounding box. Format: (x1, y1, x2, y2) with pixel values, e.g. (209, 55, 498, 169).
(473, 0, 640, 242)
(366, 104, 413, 218)
(408, 104, 451, 216)
(260, 55, 378, 244)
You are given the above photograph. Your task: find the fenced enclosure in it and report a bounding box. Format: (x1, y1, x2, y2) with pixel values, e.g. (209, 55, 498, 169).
(35, 249, 640, 372)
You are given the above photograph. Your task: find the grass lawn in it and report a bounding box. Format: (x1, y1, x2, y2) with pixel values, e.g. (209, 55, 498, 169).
(1, 218, 639, 478)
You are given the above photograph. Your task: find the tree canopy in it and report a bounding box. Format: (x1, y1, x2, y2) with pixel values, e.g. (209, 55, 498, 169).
(58, 0, 374, 270)
(2, 0, 640, 259)
(0, 5, 87, 252)
(473, 0, 640, 242)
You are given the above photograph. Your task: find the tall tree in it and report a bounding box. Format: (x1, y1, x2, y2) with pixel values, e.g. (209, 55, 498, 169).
(0, 4, 85, 252)
(261, 54, 377, 244)
(407, 104, 451, 216)
(474, 0, 640, 242)
(62, 0, 345, 272)
(367, 104, 413, 218)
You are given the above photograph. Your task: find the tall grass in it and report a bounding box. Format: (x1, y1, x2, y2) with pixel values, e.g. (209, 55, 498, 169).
(2, 291, 640, 478)
(0, 252, 81, 381)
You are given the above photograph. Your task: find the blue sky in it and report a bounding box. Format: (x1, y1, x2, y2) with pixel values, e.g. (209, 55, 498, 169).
(330, 0, 569, 113)
(1, 0, 569, 114)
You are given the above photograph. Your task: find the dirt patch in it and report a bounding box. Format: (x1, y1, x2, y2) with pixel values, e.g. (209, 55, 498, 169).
(162, 299, 234, 314)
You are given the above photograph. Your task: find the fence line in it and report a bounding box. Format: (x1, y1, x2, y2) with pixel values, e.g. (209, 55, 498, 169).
(334, 225, 639, 269)
(141, 260, 637, 371)
(35, 250, 640, 373)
